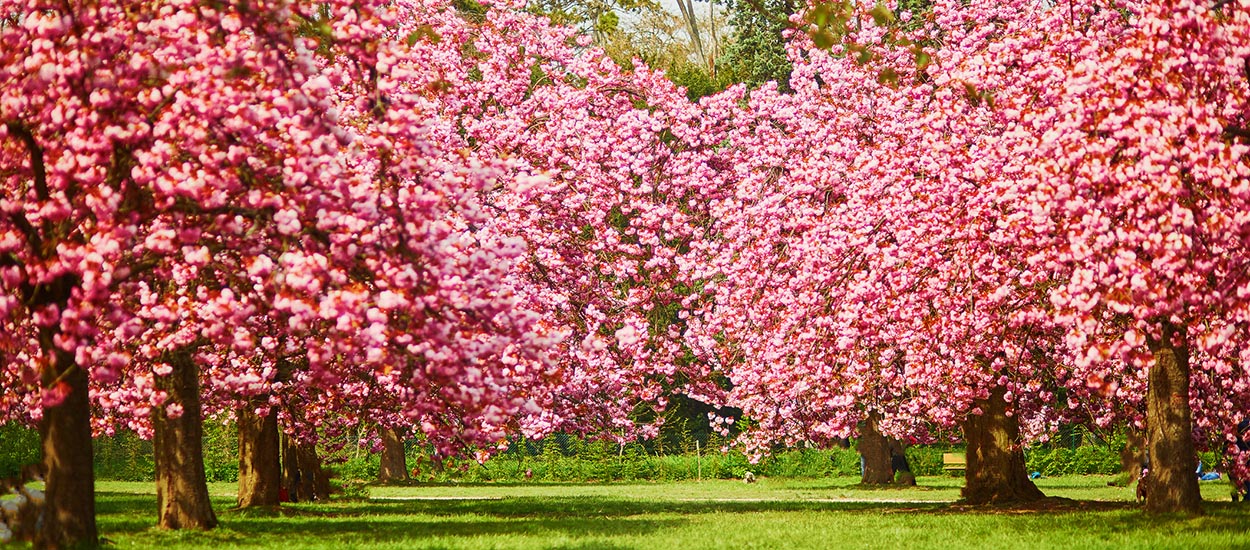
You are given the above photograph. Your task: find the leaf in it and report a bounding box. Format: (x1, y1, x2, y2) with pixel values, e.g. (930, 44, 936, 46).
(915, 51, 931, 70)
(596, 11, 619, 34)
(812, 30, 836, 50)
(406, 25, 441, 46)
(877, 67, 899, 88)
(806, 4, 832, 26)
(869, 4, 896, 26)
(963, 81, 981, 105)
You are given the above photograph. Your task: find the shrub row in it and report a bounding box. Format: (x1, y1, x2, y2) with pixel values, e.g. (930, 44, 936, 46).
(11, 424, 1226, 483)
(0, 424, 40, 479)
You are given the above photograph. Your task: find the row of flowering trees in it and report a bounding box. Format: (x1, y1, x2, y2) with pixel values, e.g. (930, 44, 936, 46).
(689, 0, 1250, 513)
(1, 0, 1247, 546)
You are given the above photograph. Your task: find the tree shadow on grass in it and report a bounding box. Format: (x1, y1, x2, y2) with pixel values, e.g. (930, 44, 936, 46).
(383, 481, 648, 488)
(98, 490, 1250, 546)
(784, 483, 945, 492)
(226, 514, 682, 540)
(288, 495, 946, 520)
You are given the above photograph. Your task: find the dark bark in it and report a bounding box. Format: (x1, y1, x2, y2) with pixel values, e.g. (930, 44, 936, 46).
(857, 415, 894, 485)
(960, 385, 1045, 505)
(35, 346, 98, 550)
(1144, 324, 1203, 515)
(297, 441, 332, 501)
(281, 431, 300, 502)
(237, 404, 281, 508)
(377, 427, 409, 484)
(278, 432, 329, 502)
(152, 351, 218, 529)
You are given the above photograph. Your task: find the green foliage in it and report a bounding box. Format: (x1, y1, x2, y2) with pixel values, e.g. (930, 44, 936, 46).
(425, 437, 893, 483)
(528, 0, 657, 35)
(329, 453, 381, 483)
(84, 420, 1224, 488)
(91, 421, 240, 483)
(904, 445, 954, 477)
(94, 431, 155, 482)
(666, 62, 735, 100)
(596, 10, 620, 34)
(453, 0, 489, 22)
(1024, 443, 1156, 477)
(202, 419, 239, 482)
(0, 424, 40, 479)
(718, 0, 795, 92)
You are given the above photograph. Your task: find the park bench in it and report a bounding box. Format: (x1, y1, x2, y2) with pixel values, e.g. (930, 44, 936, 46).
(943, 453, 966, 474)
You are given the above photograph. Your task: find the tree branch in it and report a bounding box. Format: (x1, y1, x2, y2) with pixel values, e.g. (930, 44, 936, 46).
(1225, 124, 1250, 142)
(3, 122, 48, 201)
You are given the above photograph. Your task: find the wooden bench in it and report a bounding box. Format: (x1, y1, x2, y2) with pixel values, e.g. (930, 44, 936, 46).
(943, 453, 967, 473)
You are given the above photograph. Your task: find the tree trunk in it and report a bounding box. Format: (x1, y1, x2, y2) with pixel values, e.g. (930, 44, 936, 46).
(237, 404, 281, 508)
(152, 351, 218, 529)
(1120, 428, 1147, 484)
(36, 344, 99, 549)
(960, 385, 1045, 505)
(857, 415, 894, 485)
(377, 427, 409, 484)
(297, 441, 332, 501)
(281, 431, 301, 502)
(1144, 324, 1202, 515)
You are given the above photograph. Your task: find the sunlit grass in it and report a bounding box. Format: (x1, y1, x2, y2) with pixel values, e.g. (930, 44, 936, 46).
(90, 477, 1249, 549)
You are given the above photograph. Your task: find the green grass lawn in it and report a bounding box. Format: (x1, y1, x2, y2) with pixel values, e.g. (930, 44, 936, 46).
(88, 477, 1249, 549)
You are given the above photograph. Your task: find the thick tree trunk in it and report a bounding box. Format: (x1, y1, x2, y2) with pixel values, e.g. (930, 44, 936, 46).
(152, 351, 218, 529)
(378, 427, 409, 484)
(36, 345, 98, 550)
(960, 385, 1045, 505)
(237, 404, 281, 508)
(1144, 324, 1202, 515)
(297, 441, 332, 501)
(857, 415, 894, 485)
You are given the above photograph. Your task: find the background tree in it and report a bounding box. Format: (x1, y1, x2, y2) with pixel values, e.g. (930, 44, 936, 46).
(718, 0, 798, 92)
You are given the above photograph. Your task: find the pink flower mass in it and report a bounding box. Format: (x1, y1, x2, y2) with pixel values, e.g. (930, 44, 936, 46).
(1, 0, 1248, 538)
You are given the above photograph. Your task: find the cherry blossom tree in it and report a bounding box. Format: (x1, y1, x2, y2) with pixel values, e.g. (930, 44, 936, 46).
(1, 0, 562, 542)
(955, 0, 1250, 514)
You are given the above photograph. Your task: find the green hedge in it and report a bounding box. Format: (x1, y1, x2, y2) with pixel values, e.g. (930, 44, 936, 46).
(403, 444, 963, 483)
(0, 424, 40, 479)
(25, 425, 1227, 483)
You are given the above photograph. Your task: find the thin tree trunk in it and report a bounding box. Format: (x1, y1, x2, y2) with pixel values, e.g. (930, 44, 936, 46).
(36, 344, 99, 549)
(1120, 428, 1147, 484)
(281, 431, 300, 502)
(960, 385, 1045, 504)
(378, 426, 409, 484)
(153, 350, 217, 529)
(858, 415, 893, 485)
(1144, 323, 1202, 515)
(237, 404, 281, 508)
(676, 0, 706, 66)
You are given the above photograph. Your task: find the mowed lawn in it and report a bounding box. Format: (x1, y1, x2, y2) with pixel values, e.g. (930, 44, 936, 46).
(92, 477, 1249, 549)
